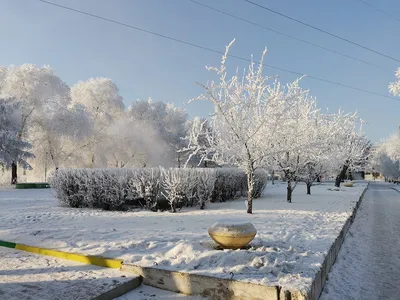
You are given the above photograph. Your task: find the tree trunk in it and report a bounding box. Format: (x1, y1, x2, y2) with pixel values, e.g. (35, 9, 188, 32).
(287, 180, 292, 203)
(306, 182, 311, 195)
(246, 169, 254, 214)
(348, 171, 353, 181)
(200, 201, 205, 210)
(335, 165, 348, 187)
(317, 176, 321, 183)
(271, 170, 275, 185)
(11, 162, 17, 185)
(334, 175, 341, 187)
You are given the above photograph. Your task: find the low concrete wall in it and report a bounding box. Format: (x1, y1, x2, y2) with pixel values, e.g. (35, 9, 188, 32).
(122, 183, 370, 300)
(121, 265, 279, 300)
(92, 276, 142, 300)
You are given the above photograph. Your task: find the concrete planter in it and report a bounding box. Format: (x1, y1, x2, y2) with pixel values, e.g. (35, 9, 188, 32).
(208, 220, 257, 249)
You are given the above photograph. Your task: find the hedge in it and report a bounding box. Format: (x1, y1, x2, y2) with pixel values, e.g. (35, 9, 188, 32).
(49, 167, 268, 212)
(16, 182, 51, 189)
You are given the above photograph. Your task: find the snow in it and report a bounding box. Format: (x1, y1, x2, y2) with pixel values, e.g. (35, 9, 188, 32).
(116, 285, 206, 300)
(208, 220, 256, 236)
(320, 182, 400, 299)
(0, 247, 136, 300)
(0, 181, 367, 292)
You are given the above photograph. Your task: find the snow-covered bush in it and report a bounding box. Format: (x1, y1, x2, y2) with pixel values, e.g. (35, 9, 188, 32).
(50, 169, 86, 208)
(50, 169, 130, 210)
(253, 169, 268, 198)
(212, 169, 247, 202)
(50, 167, 263, 211)
(161, 168, 216, 211)
(196, 169, 217, 209)
(133, 168, 162, 210)
(162, 168, 187, 212)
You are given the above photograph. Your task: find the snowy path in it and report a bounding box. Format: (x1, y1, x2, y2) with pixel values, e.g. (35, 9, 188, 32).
(0, 247, 136, 300)
(320, 182, 400, 300)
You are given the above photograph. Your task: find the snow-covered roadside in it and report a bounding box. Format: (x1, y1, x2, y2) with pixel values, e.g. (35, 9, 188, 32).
(0, 181, 367, 292)
(320, 182, 400, 299)
(116, 284, 206, 300)
(0, 247, 135, 300)
(389, 183, 400, 192)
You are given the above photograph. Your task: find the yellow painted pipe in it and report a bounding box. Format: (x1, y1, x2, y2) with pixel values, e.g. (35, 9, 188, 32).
(14, 244, 123, 269)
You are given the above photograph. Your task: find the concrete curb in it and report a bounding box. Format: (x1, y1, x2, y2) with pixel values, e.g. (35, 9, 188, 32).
(92, 276, 142, 300)
(280, 182, 370, 300)
(121, 264, 279, 300)
(122, 183, 370, 300)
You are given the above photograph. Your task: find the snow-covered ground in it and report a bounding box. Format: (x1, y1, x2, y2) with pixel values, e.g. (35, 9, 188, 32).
(0, 181, 366, 292)
(116, 285, 206, 300)
(0, 247, 135, 300)
(320, 182, 400, 300)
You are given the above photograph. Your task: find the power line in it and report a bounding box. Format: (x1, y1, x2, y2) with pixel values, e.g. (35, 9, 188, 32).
(244, 0, 400, 63)
(36, 0, 399, 102)
(189, 0, 390, 72)
(354, 0, 400, 23)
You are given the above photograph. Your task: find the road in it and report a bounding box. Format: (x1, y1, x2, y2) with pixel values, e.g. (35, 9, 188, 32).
(320, 182, 400, 300)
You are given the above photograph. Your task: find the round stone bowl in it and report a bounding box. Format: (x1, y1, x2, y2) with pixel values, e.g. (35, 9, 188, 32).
(344, 182, 354, 187)
(208, 220, 257, 250)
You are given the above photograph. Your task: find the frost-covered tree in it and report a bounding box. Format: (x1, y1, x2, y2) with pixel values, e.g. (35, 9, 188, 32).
(269, 91, 319, 202)
(329, 111, 370, 187)
(127, 99, 189, 167)
(0, 64, 193, 182)
(0, 98, 34, 183)
(297, 111, 345, 194)
(99, 115, 168, 168)
(188, 40, 307, 213)
(71, 78, 125, 167)
(383, 133, 400, 162)
(389, 67, 400, 96)
(372, 133, 400, 181)
(0, 64, 70, 182)
(28, 103, 93, 179)
(180, 117, 214, 168)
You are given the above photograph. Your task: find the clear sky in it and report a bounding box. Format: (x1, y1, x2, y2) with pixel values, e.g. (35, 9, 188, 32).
(1, 0, 399, 142)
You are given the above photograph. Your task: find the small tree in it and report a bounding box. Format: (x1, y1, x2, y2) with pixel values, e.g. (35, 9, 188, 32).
(162, 168, 186, 212)
(188, 40, 306, 213)
(329, 111, 370, 187)
(298, 112, 338, 195)
(270, 91, 319, 202)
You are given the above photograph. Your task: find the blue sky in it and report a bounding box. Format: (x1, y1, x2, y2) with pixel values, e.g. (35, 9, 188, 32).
(1, 0, 399, 142)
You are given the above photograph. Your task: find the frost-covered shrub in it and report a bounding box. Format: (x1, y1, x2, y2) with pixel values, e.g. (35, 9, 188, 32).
(50, 167, 265, 211)
(50, 169, 84, 208)
(97, 170, 126, 210)
(253, 169, 268, 198)
(182, 169, 198, 207)
(161, 168, 217, 211)
(162, 168, 187, 212)
(196, 168, 217, 209)
(134, 168, 162, 210)
(50, 168, 130, 210)
(212, 169, 247, 202)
